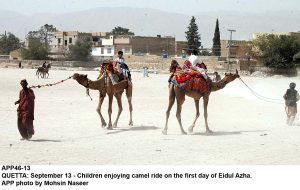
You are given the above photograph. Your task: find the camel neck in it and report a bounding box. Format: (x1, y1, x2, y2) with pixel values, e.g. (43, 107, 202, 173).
(211, 78, 229, 92)
(86, 78, 105, 90)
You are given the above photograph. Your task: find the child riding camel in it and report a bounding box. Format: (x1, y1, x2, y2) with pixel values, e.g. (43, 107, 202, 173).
(188, 49, 209, 80)
(114, 51, 131, 81)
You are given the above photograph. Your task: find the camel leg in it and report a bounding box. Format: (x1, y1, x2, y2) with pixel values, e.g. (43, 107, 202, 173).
(203, 96, 212, 133)
(188, 99, 200, 133)
(107, 94, 113, 130)
(162, 84, 175, 135)
(113, 92, 123, 128)
(126, 83, 133, 126)
(96, 94, 107, 127)
(175, 88, 186, 135)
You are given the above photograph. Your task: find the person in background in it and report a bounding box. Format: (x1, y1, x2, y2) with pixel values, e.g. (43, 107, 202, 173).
(14, 79, 35, 140)
(283, 82, 300, 126)
(212, 71, 221, 82)
(143, 66, 149, 77)
(42, 61, 46, 68)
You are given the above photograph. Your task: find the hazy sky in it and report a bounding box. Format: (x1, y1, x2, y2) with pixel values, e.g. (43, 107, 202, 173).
(1, 0, 299, 15)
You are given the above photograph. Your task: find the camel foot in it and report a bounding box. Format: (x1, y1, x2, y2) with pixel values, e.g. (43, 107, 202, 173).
(162, 129, 167, 135)
(206, 129, 213, 133)
(188, 126, 194, 133)
(128, 121, 133, 126)
(101, 122, 107, 128)
(107, 123, 113, 130)
(181, 131, 187, 135)
(113, 123, 118, 128)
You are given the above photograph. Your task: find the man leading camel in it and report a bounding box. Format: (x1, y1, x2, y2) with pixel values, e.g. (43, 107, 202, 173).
(283, 82, 300, 126)
(15, 79, 35, 140)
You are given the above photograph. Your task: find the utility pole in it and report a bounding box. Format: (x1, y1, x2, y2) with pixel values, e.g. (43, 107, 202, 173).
(227, 29, 236, 68)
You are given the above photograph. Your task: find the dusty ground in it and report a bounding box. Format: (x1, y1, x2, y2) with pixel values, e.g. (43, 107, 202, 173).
(1, 68, 300, 165)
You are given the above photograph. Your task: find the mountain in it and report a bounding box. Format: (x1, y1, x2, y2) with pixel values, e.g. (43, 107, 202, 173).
(0, 7, 299, 47)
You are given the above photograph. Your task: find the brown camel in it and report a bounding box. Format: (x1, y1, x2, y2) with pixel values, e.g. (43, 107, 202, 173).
(163, 70, 240, 135)
(73, 73, 133, 130)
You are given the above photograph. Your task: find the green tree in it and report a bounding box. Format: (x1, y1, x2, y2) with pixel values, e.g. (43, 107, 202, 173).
(40, 24, 57, 48)
(21, 38, 49, 60)
(27, 24, 57, 48)
(185, 16, 201, 50)
(212, 19, 221, 56)
(252, 34, 300, 68)
(0, 32, 21, 54)
(111, 26, 134, 36)
(22, 24, 57, 60)
(66, 37, 92, 61)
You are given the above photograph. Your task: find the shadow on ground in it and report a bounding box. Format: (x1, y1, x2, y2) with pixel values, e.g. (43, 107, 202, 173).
(106, 125, 159, 135)
(30, 139, 62, 142)
(192, 130, 267, 136)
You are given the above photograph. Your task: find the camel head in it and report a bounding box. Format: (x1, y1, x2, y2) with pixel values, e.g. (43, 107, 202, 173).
(223, 69, 240, 83)
(73, 73, 89, 87)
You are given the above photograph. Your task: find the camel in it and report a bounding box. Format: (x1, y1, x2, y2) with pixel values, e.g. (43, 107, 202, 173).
(72, 72, 133, 130)
(163, 69, 240, 135)
(36, 64, 51, 78)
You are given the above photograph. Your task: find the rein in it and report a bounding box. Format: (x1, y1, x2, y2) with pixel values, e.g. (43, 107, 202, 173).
(29, 76, 72, 89)
(238, 77, 284, 104)
(84, 80, 93, 101)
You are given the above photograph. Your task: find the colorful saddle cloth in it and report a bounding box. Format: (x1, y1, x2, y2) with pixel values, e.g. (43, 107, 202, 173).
(171, 70, 211, 95)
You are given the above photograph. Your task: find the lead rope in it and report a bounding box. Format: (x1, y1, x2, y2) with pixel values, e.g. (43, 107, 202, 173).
(238, 77, 284, 104)
(29, 76, 73, 89)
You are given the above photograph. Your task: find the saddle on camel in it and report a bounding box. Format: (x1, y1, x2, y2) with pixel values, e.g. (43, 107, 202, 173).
(99, 60, 131, 83)
(169, 59, 210, 96)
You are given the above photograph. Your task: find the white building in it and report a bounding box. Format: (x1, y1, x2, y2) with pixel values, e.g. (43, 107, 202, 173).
(91, 35, 115, 60)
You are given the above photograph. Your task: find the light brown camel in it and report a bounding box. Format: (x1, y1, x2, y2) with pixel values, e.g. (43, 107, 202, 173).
(163, 70, 240, 135)
(72, 73, 133, 130)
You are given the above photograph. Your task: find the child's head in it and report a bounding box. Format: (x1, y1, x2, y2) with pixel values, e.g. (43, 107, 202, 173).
(290, 82, 296, 89)
(118, 51, 123, 58)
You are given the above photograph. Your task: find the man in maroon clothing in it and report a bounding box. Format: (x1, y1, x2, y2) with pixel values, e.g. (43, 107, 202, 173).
(14, 79, 35, 140)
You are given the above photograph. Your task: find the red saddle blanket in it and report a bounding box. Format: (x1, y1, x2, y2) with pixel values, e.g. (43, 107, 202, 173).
(172, 70, 210, 94)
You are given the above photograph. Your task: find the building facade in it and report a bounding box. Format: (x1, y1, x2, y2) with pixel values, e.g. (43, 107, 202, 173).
(50, 31, 92, 59)
(131, 35, 175, 56)
(113, 35, 133, 55)
(220, 40, 251, 60)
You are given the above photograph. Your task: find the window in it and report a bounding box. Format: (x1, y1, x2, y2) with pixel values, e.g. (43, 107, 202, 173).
(107, 48, 111, 54)
(65, 40, 67, 46)
(101, 48, 104, 54)
(58, 38, 61, 44)
(69, 38, 72, 44)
